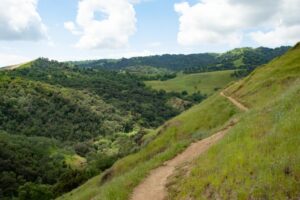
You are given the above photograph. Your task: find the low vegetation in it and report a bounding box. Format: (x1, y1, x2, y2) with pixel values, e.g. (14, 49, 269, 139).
(145, 70, 238, 95)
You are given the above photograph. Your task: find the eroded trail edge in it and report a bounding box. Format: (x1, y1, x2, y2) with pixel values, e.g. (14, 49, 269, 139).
(130, 93, 247, 200)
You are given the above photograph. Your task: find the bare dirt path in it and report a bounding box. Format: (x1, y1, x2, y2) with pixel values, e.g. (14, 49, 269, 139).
(130, 92, 247, 200)
(220, 92, 249, 111)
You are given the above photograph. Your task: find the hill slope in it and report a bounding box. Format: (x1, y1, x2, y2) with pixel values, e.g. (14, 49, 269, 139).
(0, 76, 127, 141)
(58, 43, 300, 200)
(58, 85, 241, 200)
(167, 43, 300, 199)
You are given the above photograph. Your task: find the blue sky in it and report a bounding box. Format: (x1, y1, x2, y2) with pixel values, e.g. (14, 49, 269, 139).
(0, 0, 299, 66)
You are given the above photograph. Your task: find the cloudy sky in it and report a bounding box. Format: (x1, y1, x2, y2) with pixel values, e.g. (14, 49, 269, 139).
(0, 0, 300, 66)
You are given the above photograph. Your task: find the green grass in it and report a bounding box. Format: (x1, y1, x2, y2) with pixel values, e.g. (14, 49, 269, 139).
(57, 93, 240, 200)
(145, 70, 237, 95)
(233, 57, 244, 67)
(167, 43, 300, 199)
(123, 65, 173, 78)
(65, 154, 87, 170)
(226, 45, 300, 108)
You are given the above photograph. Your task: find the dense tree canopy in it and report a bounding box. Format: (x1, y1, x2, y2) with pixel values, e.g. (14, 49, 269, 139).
(0, 132, 67, 199)
(4, 59, 181, 128)
(0, 76, 129, 141)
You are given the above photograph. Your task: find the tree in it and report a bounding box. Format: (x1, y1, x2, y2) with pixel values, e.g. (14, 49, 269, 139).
(18, 182, 53, 200)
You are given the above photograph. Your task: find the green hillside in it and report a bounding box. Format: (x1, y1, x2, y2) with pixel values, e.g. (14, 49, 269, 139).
(73, 46, 290, 74)
(167, 43, 300, 199)
(0, 76, 128, 141)
(58, 43, 300, 200)
(145, 70, 238, 95)
(0, 58, 208, 199)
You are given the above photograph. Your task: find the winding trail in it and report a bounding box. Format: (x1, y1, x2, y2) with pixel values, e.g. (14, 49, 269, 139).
(220, 92, 249, 112)
(130, 92, 248, 200)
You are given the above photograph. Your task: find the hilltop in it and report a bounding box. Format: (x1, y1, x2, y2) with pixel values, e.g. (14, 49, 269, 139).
(72, 46, 290, 74)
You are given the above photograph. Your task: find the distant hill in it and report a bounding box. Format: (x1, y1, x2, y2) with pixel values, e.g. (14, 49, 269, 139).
(71, 46, 290, 74)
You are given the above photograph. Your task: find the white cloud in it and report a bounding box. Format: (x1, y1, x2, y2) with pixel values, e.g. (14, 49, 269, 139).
(0, 0, 47, 41)
(174, 0, 300, 47)
(250, 25, 300, 47)
(64, 22, 76, 33)
(64, 21, 81, 35)
(279, 0, 300, 26)
(65, 0, 137, 49)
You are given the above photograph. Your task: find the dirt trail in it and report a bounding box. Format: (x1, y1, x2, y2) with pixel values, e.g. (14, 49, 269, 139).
(220, 92, 249, 111)
(131, 92, 247, 200)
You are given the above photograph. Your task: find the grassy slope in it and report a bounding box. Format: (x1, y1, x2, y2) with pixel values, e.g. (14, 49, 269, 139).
(145, 70, 237, 95)
(58, 93, 240, 200)
(123, 65, 173, 78)
(168, 43, 300, 199)
(227, 44, 300, 108)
